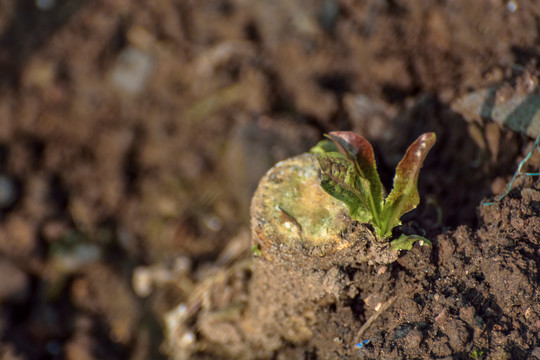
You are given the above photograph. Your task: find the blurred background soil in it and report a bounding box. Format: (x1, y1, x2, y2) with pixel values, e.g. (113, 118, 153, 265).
(0, 0, 539, 359)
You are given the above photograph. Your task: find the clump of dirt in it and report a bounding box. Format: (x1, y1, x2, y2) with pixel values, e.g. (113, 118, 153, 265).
(246, 153, 396, 358)
(166, 153, 400, 359)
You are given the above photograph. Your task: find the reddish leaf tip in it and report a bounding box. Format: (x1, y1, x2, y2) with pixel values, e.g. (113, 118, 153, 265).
(326, 131, 377, 167)
(409, 133, 436, 159)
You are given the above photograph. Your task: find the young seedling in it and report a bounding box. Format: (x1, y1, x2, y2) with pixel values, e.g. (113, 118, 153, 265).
(313, 131, 436, 250)
(469, 349, 485, 360)
(189, 141, 428, 358)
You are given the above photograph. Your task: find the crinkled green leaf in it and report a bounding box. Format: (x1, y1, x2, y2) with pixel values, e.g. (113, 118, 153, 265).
(326, 132, 385, 215)
(381, 133, 436, 238)
(390, 234, 432, 251)
(316, 152, 372, 223)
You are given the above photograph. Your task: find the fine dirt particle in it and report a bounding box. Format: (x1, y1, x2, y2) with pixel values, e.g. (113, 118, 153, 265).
(435, 309, 449, 324)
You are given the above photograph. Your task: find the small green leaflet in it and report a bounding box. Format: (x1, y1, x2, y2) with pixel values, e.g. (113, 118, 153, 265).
(390, 234, 432, 251)
(380, 132, 437, 238)
(317, 152, 373, 223)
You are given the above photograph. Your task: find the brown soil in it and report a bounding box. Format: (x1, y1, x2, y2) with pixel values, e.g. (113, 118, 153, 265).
(0, 1, 539, 359)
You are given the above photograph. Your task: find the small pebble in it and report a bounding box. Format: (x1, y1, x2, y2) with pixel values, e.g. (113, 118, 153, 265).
(109, 47, 154, 95)
(507, 0, 517, 12)
(132, 266, 154, 297)
(435, 309, 448, 324)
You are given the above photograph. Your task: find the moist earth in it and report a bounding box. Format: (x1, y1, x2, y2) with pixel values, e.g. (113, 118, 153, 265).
(169, 180, 540, 360)
(356, 183, 540, 360)
(0, 1, 539, 359)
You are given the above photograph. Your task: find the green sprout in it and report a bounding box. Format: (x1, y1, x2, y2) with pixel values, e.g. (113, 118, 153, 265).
(251, 244, 262, 257)
(312, 131, 436, 250)
(469, 349, 484, 359)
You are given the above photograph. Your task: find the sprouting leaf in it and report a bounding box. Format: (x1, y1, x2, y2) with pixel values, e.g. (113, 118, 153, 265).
(380, 132, 436, 238)
(326, 132, 385, 215)
(251, 244, 262, 257)
(316, 152, 372, 222)
(310, 139, 338, 154)
(390, 234, 432, 251)
(314, 131, 436, 244)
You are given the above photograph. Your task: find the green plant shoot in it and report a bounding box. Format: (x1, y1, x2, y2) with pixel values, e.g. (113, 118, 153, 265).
(313, 131, 436, 247)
